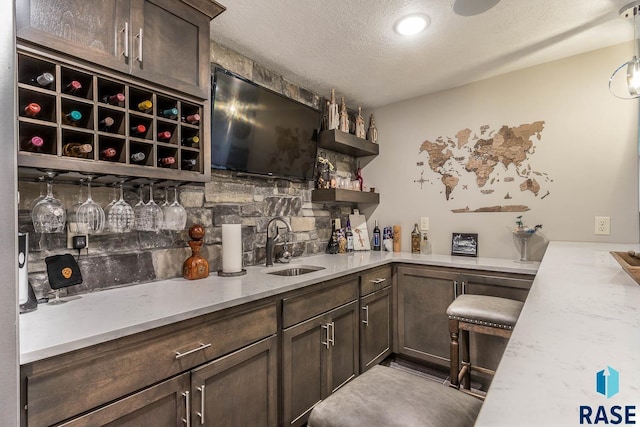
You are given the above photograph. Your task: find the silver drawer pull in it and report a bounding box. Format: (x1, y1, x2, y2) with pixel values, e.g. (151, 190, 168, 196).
(362, 305, 369, 325)
(370, 278, 386, 284)
(196, 385, 205, 424)
(135, 28, 143, 63)
(321, 324, 330, 348)
(121, 22, 129, 58)
(175, 343, 211, 359)
(329, 321, 335, 346)
(182, 391, 191, 427)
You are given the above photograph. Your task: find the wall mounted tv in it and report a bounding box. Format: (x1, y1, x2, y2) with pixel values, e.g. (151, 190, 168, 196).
(210, 68, 321, 181)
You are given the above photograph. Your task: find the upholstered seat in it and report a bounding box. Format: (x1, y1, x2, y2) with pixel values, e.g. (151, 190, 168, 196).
(308, 365, 482, 427)
(447, 294, 523, 394)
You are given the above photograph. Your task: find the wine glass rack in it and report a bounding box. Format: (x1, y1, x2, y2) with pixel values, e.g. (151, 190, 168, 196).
(17, 49, 208, 182)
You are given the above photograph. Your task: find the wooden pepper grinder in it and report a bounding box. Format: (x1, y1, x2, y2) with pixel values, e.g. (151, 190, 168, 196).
(183, 224, 209, 280)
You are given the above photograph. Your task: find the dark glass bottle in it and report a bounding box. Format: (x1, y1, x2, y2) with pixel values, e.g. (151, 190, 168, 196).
(62, 142, 93, 158)
(22, 136, 44, 152)
(63, 110, 82, 126)
(182, 136, 200, 147)
(411, 223, 421, 254)
(158, 156, 175, 167)
(99, 117, 115, 131)
(130, 152, 146, 163)
(137, 100, 153, 112)
(131, 124, 146, 136)
(182, 113, 200, 124)
(157, 131, 172, 141)
(182, 158, 197, 170)
(372, 220, 381, 251)
(346, 220, 354, 252)
(100, 147, 118, 161)
(103, 93, 125, 105)
(159, 107, 178, 119)
(64, 80, 82, 95)
(23, 102, 41, 118)
(32, 72, 54, 87)
(325, 219, 339, 254)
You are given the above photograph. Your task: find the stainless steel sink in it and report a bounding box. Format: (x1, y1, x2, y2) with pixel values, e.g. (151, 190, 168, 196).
(266, 265, 325, 276)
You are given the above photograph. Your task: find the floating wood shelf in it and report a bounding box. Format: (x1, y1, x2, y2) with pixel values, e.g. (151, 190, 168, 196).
(312, 188, 380, 204)
(318, 129, 379, 157)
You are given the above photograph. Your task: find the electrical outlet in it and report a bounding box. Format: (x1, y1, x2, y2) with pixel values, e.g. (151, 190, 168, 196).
(420, 217, 429, 231)
(595, 216, 610, 235)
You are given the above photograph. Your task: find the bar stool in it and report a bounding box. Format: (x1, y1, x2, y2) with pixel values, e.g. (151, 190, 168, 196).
(447, 294, 523, 398)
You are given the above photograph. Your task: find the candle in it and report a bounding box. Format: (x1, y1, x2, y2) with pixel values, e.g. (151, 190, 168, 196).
(222, 224, 242, 273)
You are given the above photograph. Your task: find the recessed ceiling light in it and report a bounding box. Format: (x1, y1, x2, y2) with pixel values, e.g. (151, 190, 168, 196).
(394, 14, 430, 36)
(453, 0, 500, 16)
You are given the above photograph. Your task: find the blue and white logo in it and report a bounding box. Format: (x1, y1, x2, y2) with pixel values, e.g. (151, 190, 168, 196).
(597, 366, 620, 399)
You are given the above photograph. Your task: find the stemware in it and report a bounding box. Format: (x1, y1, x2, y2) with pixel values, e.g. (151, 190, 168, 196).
(137, 183, 163, 232)
(162, 187, 187, 231)
(31, 175, 66, 233)
(134, 185, 148, 229)
(103, 185, 118, 231)
(28, 176, 46, 210)
(107, 182, 135, 232)
(75, 177, 105, 234)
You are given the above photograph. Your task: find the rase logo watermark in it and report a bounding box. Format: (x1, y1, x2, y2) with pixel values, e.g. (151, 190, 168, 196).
(579, 366, 636, 425)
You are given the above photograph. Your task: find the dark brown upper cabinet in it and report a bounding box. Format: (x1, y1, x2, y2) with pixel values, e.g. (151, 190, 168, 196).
(16, 0, 224, 99)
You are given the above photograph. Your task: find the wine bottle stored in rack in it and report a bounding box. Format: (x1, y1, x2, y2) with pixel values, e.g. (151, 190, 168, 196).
(62, 142, 93, 158)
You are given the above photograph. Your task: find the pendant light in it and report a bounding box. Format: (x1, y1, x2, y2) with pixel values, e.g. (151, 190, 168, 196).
(609, 1, 640, 99)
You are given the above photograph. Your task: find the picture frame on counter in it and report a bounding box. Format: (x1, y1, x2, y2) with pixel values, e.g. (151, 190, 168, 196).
(451, 233, 478, 257)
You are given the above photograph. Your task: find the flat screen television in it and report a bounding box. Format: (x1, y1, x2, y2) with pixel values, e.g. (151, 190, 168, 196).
(210, 68, 321, 180)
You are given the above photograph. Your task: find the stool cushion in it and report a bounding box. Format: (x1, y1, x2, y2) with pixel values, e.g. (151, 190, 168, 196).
(308, 365, 482, 427)
(447, 294, 523, 329)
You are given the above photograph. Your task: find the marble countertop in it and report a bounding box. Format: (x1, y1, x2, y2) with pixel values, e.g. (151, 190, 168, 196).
(475, 241, 640, 426)
(19, 250, 537, 365)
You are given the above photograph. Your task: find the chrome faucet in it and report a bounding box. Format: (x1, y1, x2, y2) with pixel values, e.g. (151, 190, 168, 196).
(266, 216, 292, 266)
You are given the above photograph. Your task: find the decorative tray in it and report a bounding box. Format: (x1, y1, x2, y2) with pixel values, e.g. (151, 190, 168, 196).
(610, 251, 640, 285)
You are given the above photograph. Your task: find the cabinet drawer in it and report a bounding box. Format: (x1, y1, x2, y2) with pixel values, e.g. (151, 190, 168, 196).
(360, 266, 392, 296)
(283, 275, 358, 328)
(22, 302, 277, 427)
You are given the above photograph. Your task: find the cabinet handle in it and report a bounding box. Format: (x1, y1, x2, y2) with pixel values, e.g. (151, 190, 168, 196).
(196, 385, 205, 424)
(453, 280, 458, 299)
(370, 278, 386, 284)
(462, 281, 467, 294)
(182, 391, 190, 427)
(121, 22, 129, 58)
(362, 305, 369, 325)
(329, 321, 335, 346)
(135, 27, 143, 63)
(321, 324, 330, 348)
(175, 343, 211, 359)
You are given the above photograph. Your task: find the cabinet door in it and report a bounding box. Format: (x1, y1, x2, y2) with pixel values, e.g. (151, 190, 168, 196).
(57, 373, 189, 426)
(190, 335, 278, 427)
(459, 272, 532, 376)
(360, 286, 392, 372)
(282, 313, 328, 427)
(16, 0, 131, 74)
(130, 0, 209, 98)
(396, 266, 458, 367)
(327, 300, 359, 394)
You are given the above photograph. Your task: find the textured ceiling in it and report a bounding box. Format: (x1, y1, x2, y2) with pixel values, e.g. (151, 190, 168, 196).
(210, 0, 636, 108)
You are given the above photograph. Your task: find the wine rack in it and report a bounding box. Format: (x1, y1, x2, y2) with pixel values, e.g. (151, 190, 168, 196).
(17, 50, 208, 182)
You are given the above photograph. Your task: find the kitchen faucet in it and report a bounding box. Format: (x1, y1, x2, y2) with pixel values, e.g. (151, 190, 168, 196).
(266, 216, 292, 266)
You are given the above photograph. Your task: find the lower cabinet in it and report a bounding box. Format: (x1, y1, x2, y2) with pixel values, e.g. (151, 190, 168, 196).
(282, 300, 359, 427)
(396, 265, 533, 373)
(360, 286, 392, 372)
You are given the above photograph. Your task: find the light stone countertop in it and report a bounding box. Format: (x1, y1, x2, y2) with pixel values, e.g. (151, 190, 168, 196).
(475, 241, 640, 427)
(19, 250, 537, 365)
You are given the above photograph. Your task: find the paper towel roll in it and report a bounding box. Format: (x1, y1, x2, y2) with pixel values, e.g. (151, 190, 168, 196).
(222, 224, 242, 273)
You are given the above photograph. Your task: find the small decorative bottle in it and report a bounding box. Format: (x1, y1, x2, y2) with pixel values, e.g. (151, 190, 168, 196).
(420, 231, 432, 255)
(355, 107, 365, 139)
(339, 97, 349, 133)
(328, 89, 339, 131)
(366, 114, 378, 143)
(411, 224, 421, 254)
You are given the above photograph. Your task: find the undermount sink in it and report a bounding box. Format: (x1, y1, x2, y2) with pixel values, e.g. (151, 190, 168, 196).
(266, 265, 325, 276)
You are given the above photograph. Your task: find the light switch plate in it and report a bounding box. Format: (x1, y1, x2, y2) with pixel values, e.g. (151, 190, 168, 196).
(595, 216, 610, 235)
(420, 217, 429, 231)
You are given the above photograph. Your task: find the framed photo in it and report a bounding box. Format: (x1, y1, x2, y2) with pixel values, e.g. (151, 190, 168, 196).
(451, 233, 478, 257)
(349, 214, 371, 251)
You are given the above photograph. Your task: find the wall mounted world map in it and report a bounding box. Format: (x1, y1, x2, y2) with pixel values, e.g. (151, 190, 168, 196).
(416, 121, 550, 212)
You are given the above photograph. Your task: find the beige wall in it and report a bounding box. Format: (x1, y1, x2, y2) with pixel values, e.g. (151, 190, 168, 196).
(364, 42, 639, 260)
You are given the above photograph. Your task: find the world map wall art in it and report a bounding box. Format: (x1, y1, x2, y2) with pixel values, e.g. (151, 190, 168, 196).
(415, 121, 551, 213)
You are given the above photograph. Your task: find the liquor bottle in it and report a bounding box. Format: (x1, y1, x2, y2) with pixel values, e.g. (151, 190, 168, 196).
(23, 102, 41, 118)
(346, 220, 354, 252)
(62, 142, 93, 158)
(325, 219, 339, 254)
(131, 124, 147, 136)
(100, 147, 117, 160)
(182, 113, 200, 124)
(21, 136, 44, 152)
(372, 220, 381, 251)
(157, 131, 172, 141)
(159, 107, 178, 119)
(130, 152, 146, 163)
(137, 100, 153, 112)
(411, 223, 421, 254)
(420, 231, 432, 255)
(64, 80, 82, 95)
(102, 93, 125, 105)
(99, 117, 115, 131)
(182, 158, 197, 170)
(182, 135, 200, 147)
(158, 156, 175, 167)
(32, 72, 54, 87)
(63, 110, 82, 125)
